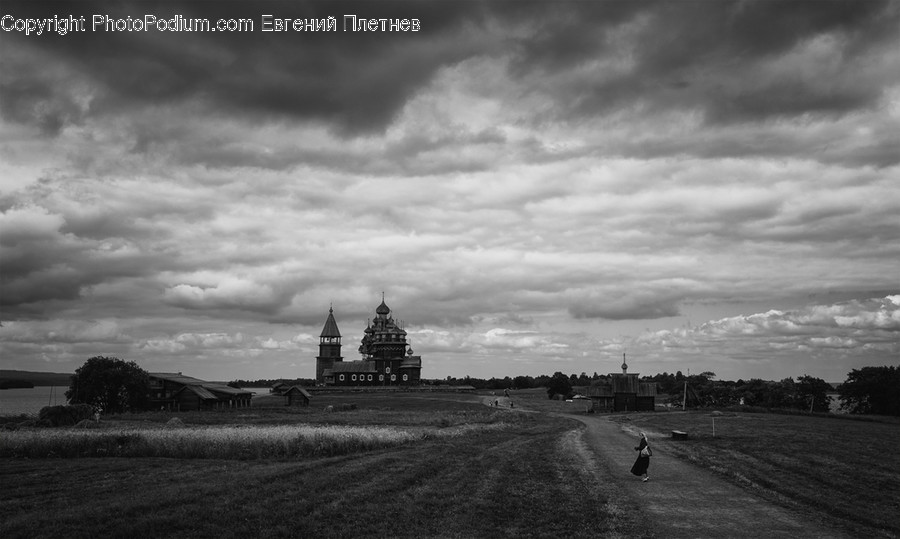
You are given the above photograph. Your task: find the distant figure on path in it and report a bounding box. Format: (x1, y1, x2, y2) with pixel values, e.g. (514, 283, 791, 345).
(630, 432, 652, 482)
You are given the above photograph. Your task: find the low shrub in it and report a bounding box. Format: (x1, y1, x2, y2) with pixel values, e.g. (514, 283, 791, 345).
(323, 403, 357, 412)
(38, 404, 94, 427)
(165, 417, 186, 428)
(0, 413, 32, 426)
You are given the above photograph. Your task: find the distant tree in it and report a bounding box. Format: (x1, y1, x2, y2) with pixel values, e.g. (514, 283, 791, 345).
(66, 356, 150, 414)
(739, 378, 770, 407)
(684, 371, 718, 406)
(736, 378, 798, 409)
(706, 378, 740, 407)
(796, 375, 832, 412)
(513, 375, 534, 389)
(839, 366, 900, 416)
(546, 371, 573, 400)
(770, 378, 797, 409)
(646, 372, 680, 395)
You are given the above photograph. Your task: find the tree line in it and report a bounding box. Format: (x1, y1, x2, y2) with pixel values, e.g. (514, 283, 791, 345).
(60, 356, 900, 417)
(639, 367, 899, 415)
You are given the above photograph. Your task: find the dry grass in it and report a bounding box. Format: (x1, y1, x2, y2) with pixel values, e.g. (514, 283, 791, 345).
(0, 424, 438, 459)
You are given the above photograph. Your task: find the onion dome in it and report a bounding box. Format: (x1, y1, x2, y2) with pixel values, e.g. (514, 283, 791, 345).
(376, 298, 390, 316)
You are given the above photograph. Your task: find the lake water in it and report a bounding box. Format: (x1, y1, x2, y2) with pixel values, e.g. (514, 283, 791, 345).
(0, 386, 68, 416)
(0, 386, 275, 416)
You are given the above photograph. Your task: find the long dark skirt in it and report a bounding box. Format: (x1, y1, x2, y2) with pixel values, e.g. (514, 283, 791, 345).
(630, 455, 650, 476)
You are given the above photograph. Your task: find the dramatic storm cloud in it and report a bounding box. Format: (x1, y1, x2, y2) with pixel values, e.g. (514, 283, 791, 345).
(1, 0, 898, 382)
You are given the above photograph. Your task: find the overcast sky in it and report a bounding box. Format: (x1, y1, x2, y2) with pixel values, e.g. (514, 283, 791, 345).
(1, 0, 898, 383)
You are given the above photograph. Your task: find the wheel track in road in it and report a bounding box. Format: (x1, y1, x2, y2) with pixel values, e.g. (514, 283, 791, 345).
(555, 412, 850, 539)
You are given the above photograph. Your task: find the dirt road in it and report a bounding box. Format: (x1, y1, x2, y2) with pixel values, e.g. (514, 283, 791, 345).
(558, 412, 849, 538)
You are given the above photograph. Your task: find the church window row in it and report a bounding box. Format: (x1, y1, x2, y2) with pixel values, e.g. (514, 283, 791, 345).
(336, 373, 409, 382)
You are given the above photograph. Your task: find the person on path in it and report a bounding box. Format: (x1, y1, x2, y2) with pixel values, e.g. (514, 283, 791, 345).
(630, 431, 652, 482)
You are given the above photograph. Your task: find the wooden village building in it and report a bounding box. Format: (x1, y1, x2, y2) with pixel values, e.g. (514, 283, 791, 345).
(282, 386, 312, 406)
(270, 381, 291, 394)
(148, 372, 253, 411)
(587, 356, 657, 412)
(316, 297, 423, 386)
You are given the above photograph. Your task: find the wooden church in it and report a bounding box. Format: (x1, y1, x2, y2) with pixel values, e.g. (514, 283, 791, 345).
(315, 296, 422, 386)
(587, 355, 657, 412)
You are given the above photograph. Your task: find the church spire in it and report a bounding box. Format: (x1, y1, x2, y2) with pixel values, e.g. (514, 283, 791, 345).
(320, 306, 341, 338)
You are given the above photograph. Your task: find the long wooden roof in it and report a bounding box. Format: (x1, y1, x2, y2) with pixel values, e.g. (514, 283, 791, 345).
(150, 372, 252, 396)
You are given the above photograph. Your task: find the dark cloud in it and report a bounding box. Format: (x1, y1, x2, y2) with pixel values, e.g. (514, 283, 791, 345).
(0, 51, 91, 136)
(4, 0, 895, 145)
(504, 0, 898, 123)
(1, 0, 487, 136)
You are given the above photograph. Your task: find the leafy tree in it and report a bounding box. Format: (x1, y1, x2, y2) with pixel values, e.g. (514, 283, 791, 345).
(683, 371, 718, 406)
(796, 375, 833, 412)
(546, 371, 573, 400)
(769, 378, 797, 409)
(839, 366, 900, 416)
(512, 375, 534, 389)
(66, 356, 151, 414)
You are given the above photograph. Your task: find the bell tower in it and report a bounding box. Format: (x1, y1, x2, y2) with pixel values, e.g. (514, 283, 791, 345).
(315, 305, 343, 383)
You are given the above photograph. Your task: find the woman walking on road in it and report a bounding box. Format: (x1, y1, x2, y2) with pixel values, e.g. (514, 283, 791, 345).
(631, 432, 652, 482)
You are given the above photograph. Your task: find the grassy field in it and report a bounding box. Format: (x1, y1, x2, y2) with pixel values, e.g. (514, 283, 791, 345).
(608, 409, 900, 537)
(4, 389, 899, 538)
(0, 392, 640, 539)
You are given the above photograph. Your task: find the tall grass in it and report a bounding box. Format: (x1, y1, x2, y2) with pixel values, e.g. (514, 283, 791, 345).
(2, 425, 408, 459)
(0, 421, 513, 460)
